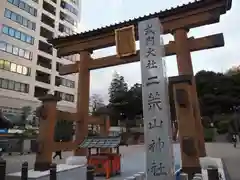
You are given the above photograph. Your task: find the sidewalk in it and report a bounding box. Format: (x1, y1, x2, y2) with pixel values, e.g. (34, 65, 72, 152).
(206, 143, 240, 180)
(4, 143, 239, 180)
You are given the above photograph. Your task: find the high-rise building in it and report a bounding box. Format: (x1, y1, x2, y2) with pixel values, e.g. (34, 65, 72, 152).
(0, 0, 81, 114)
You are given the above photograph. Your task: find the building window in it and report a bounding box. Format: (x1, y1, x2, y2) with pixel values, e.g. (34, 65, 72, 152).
(0, 43, 5, 51)
(5, 9, 37, 31)
(0, 78, 29, 93)
(8, 80, 14, 90)
(0, 59, 31, 76)
(56, 62, 62, 72)
(54, 91, 74, 102)
(13, 46, 18, 55)
(62, 78, 75, 88)
(4, 61, 10, 71)
(65, 93, 74, 102)
(7, 0, 37, 17)
(55, 76, 75, 88)
(60, 1, 78, 16)
(69, 0, 78, 5)
(59, 11, 77, 27)
(58, 23, 76, 35)
(9, 28, 15, 37)
(2, 25, 34, 45)
(14, 82, 21, 91)
(15, 31, 21, 39)
(4, 9, 11, 18)
(43, 1, 56, 15)
(0, 41, 32, 60)
(0, 61, 3, 69)
(2, 79, 8, 89)
(41, 13, 55, 28)
(2, 26, 8, 34)
(38, 41, 53, 55)
(6, 44, 12, 53)
(10, 63, 16, 71)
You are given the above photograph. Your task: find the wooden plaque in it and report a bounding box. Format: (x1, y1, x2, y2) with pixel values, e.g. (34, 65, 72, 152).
(115, 25, 136, 58)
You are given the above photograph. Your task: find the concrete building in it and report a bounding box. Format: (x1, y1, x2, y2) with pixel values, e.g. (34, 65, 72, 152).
(0, 0, 81, 114)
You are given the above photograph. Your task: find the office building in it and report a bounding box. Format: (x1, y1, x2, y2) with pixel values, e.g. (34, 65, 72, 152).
(0, 0, 81, 114)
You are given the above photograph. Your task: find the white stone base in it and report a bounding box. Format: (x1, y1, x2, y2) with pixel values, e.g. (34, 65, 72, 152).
(200, 157, 226, 180)
(123, 157, 227, 180)
(66, 156, 87, 165)
(6, 164, 85, 180)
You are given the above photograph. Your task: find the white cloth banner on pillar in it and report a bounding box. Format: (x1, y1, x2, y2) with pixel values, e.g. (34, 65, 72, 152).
(138, 17, 175, 180)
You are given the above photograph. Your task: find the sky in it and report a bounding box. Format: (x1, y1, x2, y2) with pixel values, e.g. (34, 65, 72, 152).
(77, 0, 239, 103)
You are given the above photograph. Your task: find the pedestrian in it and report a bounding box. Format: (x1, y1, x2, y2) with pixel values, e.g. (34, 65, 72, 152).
(0, 148, 2, 157)
(53, 150, 62, 159)
(232, 134, 237, 148)
(53, 139, 63, 159)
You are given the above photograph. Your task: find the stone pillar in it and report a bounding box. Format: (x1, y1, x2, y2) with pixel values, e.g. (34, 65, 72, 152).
(173, 28, 206, 157)
(74, 51, 91, 156)
(173, 79, 201, 179)
(34, 94, 59, 171)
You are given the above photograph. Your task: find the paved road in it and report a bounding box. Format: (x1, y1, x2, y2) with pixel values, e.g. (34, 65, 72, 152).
(3, 143, 240, 180)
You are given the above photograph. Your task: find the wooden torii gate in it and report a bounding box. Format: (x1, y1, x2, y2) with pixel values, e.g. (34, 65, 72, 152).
(48, 0, 232, 157)
(34, 94, 110, 171)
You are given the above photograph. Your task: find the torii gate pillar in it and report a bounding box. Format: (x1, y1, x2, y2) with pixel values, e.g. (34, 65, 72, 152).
(173, 28, 206, 157)
(34, 94, 59, 171)
(74, 51, 91, 156)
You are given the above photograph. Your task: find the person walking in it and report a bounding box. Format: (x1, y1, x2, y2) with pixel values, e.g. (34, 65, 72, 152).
(232, 134, 237, 148)
(53, 139, 63, 159)
(53, 150, 62, 159)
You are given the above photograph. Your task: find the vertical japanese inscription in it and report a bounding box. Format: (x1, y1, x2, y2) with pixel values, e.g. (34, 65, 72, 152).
(138, 18, 174, 180)
(148, 92, 162, 111)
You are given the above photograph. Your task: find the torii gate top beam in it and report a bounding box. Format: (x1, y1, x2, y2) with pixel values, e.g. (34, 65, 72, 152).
(48, 0, 232, 57)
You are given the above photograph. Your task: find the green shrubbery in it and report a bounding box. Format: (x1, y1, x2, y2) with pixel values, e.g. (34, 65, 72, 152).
(216, 120, 229, 134)
(204, 128, 215, 142)
(54, 120, 74, 142)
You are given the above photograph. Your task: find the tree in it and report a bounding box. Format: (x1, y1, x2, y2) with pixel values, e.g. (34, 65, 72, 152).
(89, 94, 105, 115)
(195, 70, 240, 118)
(19, 106, 32, 127)
(124, 83, 142, 120)
(106, 69, 240, 130)
(0, 110, 13, 129)
(108, 72, 128, 125)
(54, 120, 73, 142)
(225, 66, 240, 76)
(108, 72, 128, 104)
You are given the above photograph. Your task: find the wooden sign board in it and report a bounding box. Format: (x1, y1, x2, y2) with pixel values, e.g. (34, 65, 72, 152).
(115, 25, 136, 58)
